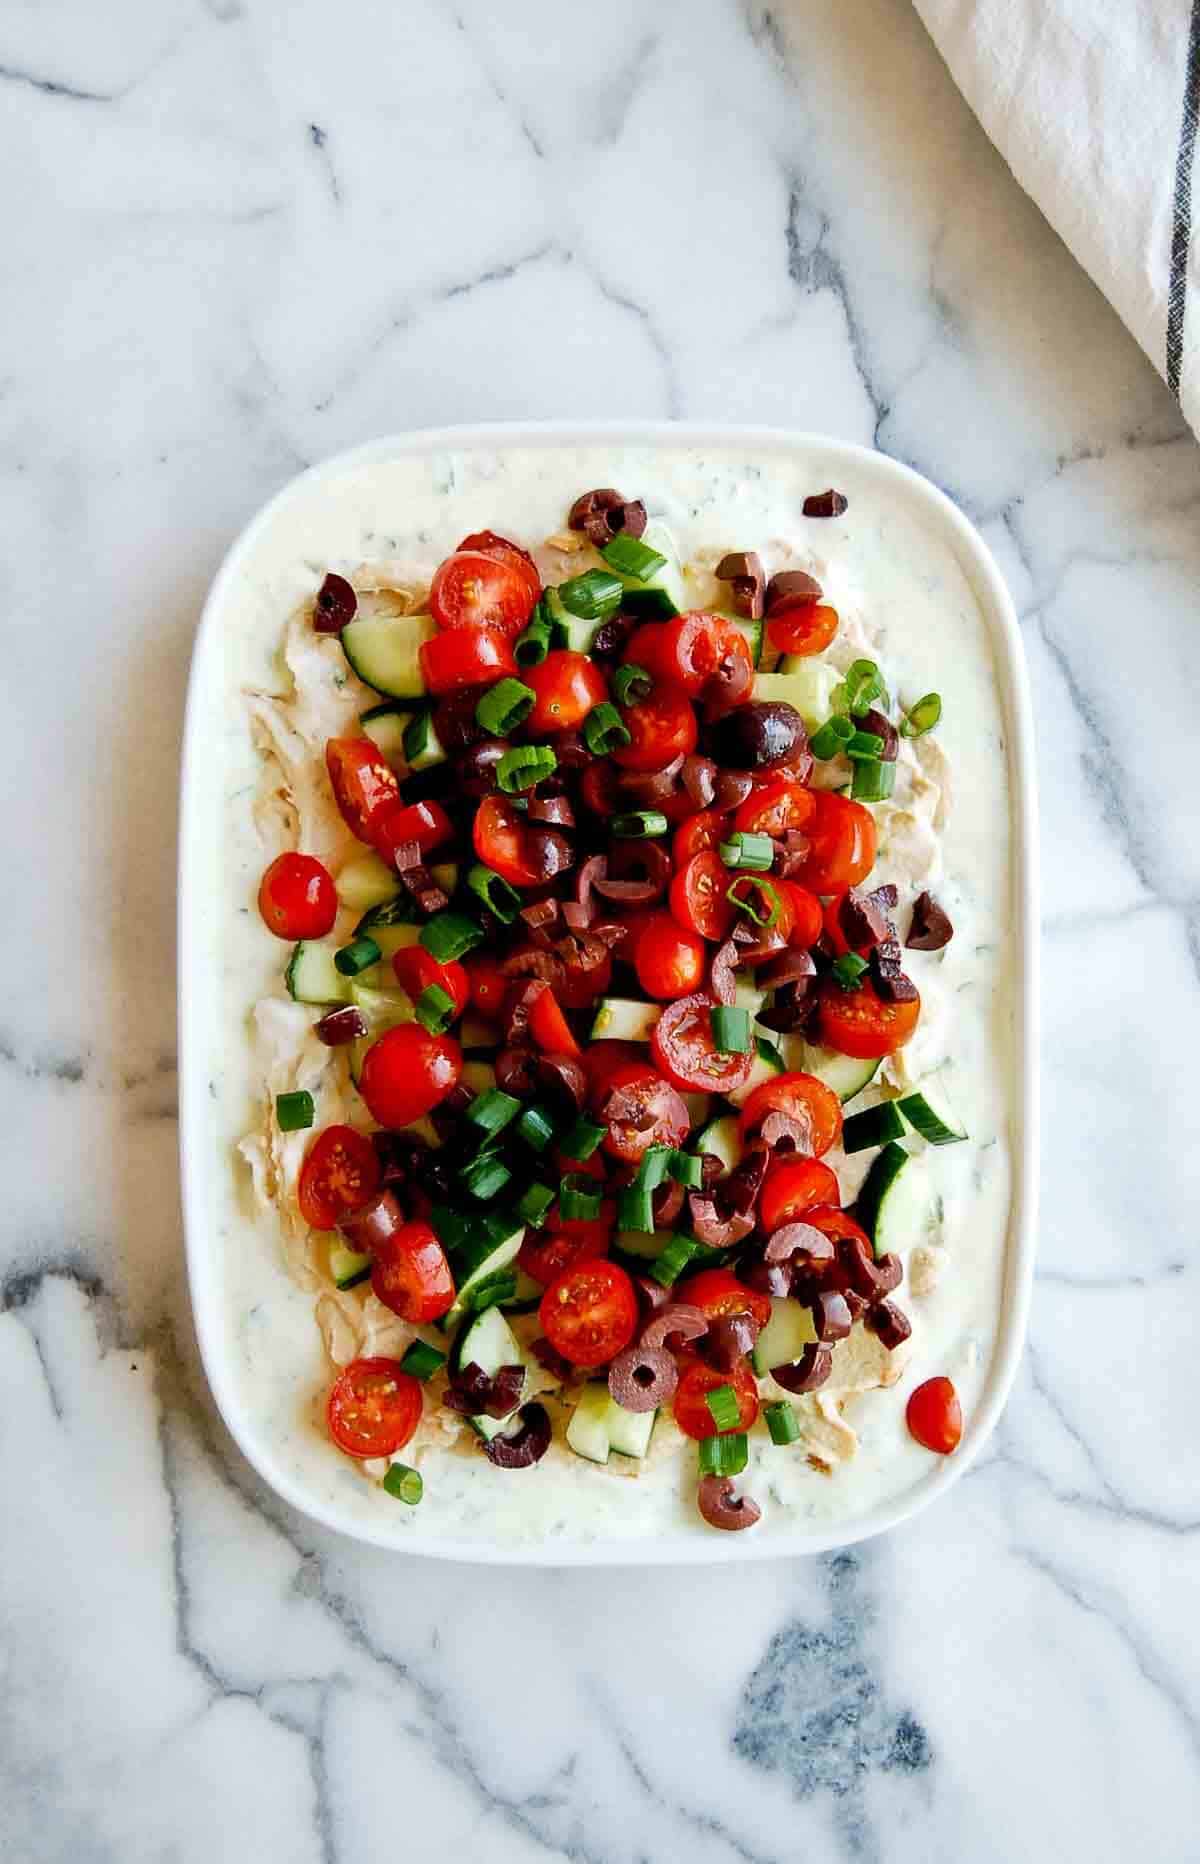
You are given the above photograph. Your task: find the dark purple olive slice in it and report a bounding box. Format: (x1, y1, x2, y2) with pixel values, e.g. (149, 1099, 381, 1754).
(608, 1343, 678, 1412)
(483, 1402, 552, 1468)
(697, 1475, 761, 1531)
(313, 572, 357, 632)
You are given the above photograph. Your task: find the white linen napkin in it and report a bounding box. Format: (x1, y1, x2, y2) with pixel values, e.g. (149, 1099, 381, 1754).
(913, 0, 1200, 431)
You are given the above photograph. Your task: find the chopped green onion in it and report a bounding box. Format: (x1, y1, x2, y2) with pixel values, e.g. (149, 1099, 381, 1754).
(584, 702, 633, 755)
(561, 1116, 606, 1161)
(831, 953, 868, 990)
(415, 983, 456, 1034)
(705, 1384, 742, 1432)
(334, 935, 382, 976)
(516, 1105, 556, 1153)
(466, 864, 521, 925)
(844, 729, 885, 761)
(698, 1432, 749, 1477)
(900, 692, 942, 738)
(602, 533, 667, 580)
(617, 1185, 655, 1233)
(634, 1146, 673, 1190)
(497, 745, 557, 794)
(421, 912, 484, 961)
(557, 569, 623, 621)
(382, 1463, 423, 1504)
(430, 1202, 475, 1253)
(466, 1087, 522, 1137)
(475, 677, 535, 736)
(613, 663, 652, 707)
(838, 658, 887, 717)
(650, 1232, 701, 1287)
(275, 1090, 314, 1132)
(514, 610, 553, 667)
(400, 1340, 446, 1381)
(850, 758, 896, 803)
(756, 1032, 784, 1070)
(516, 1182, 555, 1227)
(810, 715, 857, 759)
(667, 1149, 703, 1188)
(461, 1267, 518, 1312)
(764, 1401, 802, 1446)
(718, 831, 774, 871)
(461, 1153, 511, 1201)
(612, 810, 668, 838)
(710, 1005, 752, 1054)
(559, 1173, 602, 1221)
(726, 875, 781, 928)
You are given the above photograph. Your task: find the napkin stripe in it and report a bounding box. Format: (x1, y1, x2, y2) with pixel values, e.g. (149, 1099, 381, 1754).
(1167, 0, 1200, 396)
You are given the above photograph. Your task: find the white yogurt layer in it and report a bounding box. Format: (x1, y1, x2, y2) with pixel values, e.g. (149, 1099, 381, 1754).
(187, 439, 1015, 1552)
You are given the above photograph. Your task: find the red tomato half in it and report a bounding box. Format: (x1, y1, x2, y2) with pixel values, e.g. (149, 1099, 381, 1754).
(815, 975, 921, 1058)
(528, 987, 582, 1059)
(457, 529, 541, 614)
(759, 1159, 841, 1233)
(420, 625, 516, 695)
(584, 1041, 649, 1111)
(327, 1357, 422, 1458)
(651, 993, 755, 1096)
(371, 1221, 456, 1323)
(766, 602, 840, 658)
(801, 1203, 873, 1251)
(465, 955, 508, 1019)
(600, 1062, 691, 1163)
(676, 1267, 771, 1332)
(258, 853, 337, 940)
(473, 793, 541, 888)
(297, 1125, 381, 1231)
(733, 779, 816, 838)
(610, 686, 698, 772)
(635, 912, 707, 1000)
(391, 947, 468, 1020)
(539, 1260, 639, 1368)
(371, 798, 453, 867)
(357, 1024, 461, 1128)
(670, 850, 736, 943)
(780, 882, 824, 949)
(906, 1377, 963, 1454)
(325, 737, 401, 841)
(625, 613, 752, 700)
(518, 1227, 609, 1288)
(673, 1360, 759, 1440)
(430, 549, 537, 637)
(524, 650, 606, 733)
(673, 809, 731, 866)
(737, 1072, 842, 1158)
(791, 792, 877, 894)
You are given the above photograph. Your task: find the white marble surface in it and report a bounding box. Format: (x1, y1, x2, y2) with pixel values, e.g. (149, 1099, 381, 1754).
(2, 1, 1197, 1859)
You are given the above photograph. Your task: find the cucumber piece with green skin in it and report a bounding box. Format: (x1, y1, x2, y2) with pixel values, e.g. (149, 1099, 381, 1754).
(841, 1101, 906, 1153)
(441, 1219, 526, 1333)
(286, 942, 352, 1006)
(601, 523, 687, 618)
(725, 1034, 786, 1107)
(353, 899, 423, 962)
(347, 982, 415, 1086)
(800, 1041, 880, 1104)
(565, 1383, 612, 1464)
(542, 588, 605, 655)
(754, 662, 842, 732)
(360, 703, 412, 767)
(681, 1091, 711, 1129)
(613, 1229, 670, 1260)
(855, 1141, 928, 1259)
(329, 1243, 371, 1290)
(607, 1403, 656, 1459)
(590, 997, 661, 1043)
(340, 613, 438, 699)
(692, 1113, 742, 1176)
(726, 613, 764, 666)
(459, 1013, 500, 1052)
(752, 1297, 818, 1376)
(460, 1058, 497, 1097)
(336, 851, 402, 913)
(454, 1306, 527, 1441)
(732, 974, 767, 1017)
(897, 1080, 968, 1146)
(504, 1269, 544, 1311)
(402, 708, 448, 771)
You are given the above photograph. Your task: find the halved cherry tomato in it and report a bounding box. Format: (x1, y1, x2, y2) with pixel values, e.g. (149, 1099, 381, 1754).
(673, 1359, 759, 1440)
(737, 1072, 842, 1158)
(464, 954, 507, 1018)
(472, 793, 541, 888)
(906, 1377, 963, 1454)
(257, 852, 337, 940)
(584, 1041, 649, 1111)
(635, 912, 707, 1000)
(733, 778, 816, 838)
(610, 685, 698, 772)
(759, 1159, 841, 1233)
(651, 993, 755, 1096)
(670, 849, 736, 943)
(518, 1227, 609, 1288)
(539, 1259, 639, 1368)
(600, 1061, 691, 1163)
(524, 650, 607, 734)
(780, 882, 823, 949)
(325, 737, 401, 841)
(624, 613, 753, 701)
(357, 1024, 461, 1128)
(528, 987, 582, 1059)
(766, 602, 840, 657)
(457, 529, 541, 615)
(580, 760, 618, 816)
(391, 947, 468, 1021)
(430, 549, 537, 636)
(801, 1203, 873, 1251)
(297, 1124, 381, 1231)
(371, 797, 453, 866)
(725, 875, 794, 961)
(791, 791, 876, 893)
(673, 809, 732, 866)
(676, 1267, 771, 1331)
(420, 625, 516, 694)
(371, 1220, 456, 1322)
(815, 974, 920, 1057)
(327, 1357, 422, 1458)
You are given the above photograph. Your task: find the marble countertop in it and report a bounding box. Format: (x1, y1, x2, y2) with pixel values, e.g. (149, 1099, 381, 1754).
(3, 1, 1197, 1859)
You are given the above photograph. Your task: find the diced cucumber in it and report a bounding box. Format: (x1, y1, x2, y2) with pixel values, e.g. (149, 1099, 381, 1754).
(725, 1034, 785, 1107)
(726, 613, 765, 666)
(897, 1079, 968, 1146)
(359, 703, 412, 768)
(456, 1306, 527, 1440)
(505, 1269, 544, 1311)
(285, 941, 352, 1006)
(460, 1058, 497, 1097)
(755, 662, 842, 732)
(336, 851, 401, 913)
(602, 523, 687, 618)
(841, 1101, 906, 1153)
(459, 1014, 500, 1052)
(542, 589, 604, 655)
(607, 1403, 657, 1459)
(329, 1243, 371, 1290)
(430, 861, 458, 896)
(692, 1113, 742, 1177)
(442, 1217, 525, 1332)
(340, 613, 438, 699)
(856, 1141, 929, 1259)
(682, 1091, 711, 1129)
(733, 973, 767, 1017)
(801, 1042, 880, 1104)
(402, 708, 448, 771)
(354, 899, 423, 961)
(590, 998, 661, 1042)
(614, 1229, 670, 1260)
(752, 1297, 818, 1376)
(566, 1384, 612, 1465)
(348, 981, 414, 1027)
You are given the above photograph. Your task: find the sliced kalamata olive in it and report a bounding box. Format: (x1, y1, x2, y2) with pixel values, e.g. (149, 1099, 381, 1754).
(681, 753, 718, 809)
(338, 1188, 406, 1253)
(756, 981, 817, 1033)
(715, 550, 766, 621)
(698, 1474, 761, 1531)
(575, 854, 608, 911)
(837, 1234, 902, 1300)
(371, 1130, 430, 1186)
(839, 887, 893, 952)
(873, 1253, 903, 1294)
(482, 1363, 527, 1419)
(633, 1273, 671, 1316)
(591, 615, 637, 661)
(707, 701, 805, 771)
(802, 489, 848, 518)
(568, 488, 645, 547)
(703, 636, 754, 717)
(502, 946, 565, 986)
(741, 1257, 794, 1297)
(316, 1004, 368, 1046)
(435, 688, 494, 751)
(448, 1359, 494, 1405)
(590, 918, 632, 951)
(652, 1177, 686, 1229)
(561, 899, 593, 931)
(699, 1153, 725, 1193)
(534, 1052, 587, 1117)
(706, 1312, 760, 1371)
(608, 1343, 678, 1412)
(399, 865, 449, 915)
(710, 938, 740, 1006)
(771, 835, 812, 881)
(389, 837, 422, 873)
(906, 890, 954, 951)
(504, 980, 549, 1045)
(527, 788, 575, 827)
(843, 1288, 869, 1322)
(870, 938, 919, 1003)
(865, 1299, 912, 1350)
(712, 767, 756, 809)
(760, 1109, 813, 1154)
(765, 569, 823, 611)
(555, 929, 611, 988)
(640, 1302, 709, 1352)
(484, 1402, 552, 1468)
(524, 827, 574, 880)
(764, 1221, 830, 1263)
(520, 899, 560, 939)
(758, 948, 816, 990)
(546, 728, 589, 772)
(530, 1337, 572, 1380)
(495, 1044, 538, 1095)
(688, 1194, 755, 1248)
(313, 572, 357, 633)
(617, 766, 682, 807)
(770, 1343, 833, 1392)
(811, 1289, 853, 1342)
(859, 707, 899, 762)
(719, 1144, 769, 1217)
(593, 841, 670, 904)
